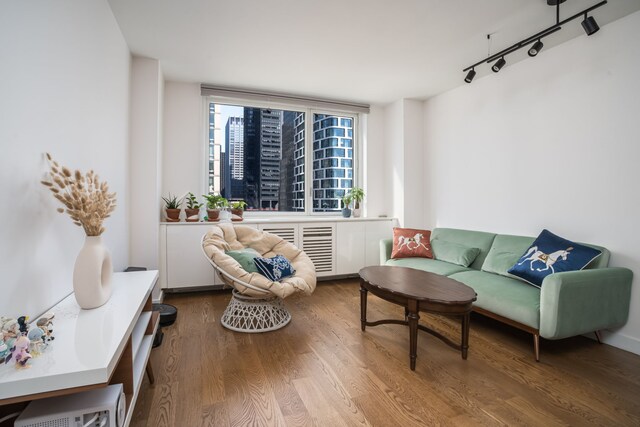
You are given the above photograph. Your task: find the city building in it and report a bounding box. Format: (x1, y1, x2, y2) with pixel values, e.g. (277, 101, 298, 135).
(298, 114, 354, 212)
(244, 108, 283, 210)
(225, 116, 245, 200)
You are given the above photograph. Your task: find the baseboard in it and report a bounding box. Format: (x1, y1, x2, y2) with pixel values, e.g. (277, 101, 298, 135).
(153, 290, 164, 304)
(586, 330, 640, 356)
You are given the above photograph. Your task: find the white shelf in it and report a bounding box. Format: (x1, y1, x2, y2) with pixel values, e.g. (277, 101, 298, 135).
(0, 271, 158, 402)
(161, 216, 394, 225)
(125, 334, 154, 427)
(131, 311, 152, 361)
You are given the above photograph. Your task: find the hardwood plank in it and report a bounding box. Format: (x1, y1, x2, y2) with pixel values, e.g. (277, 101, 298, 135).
(130, 280, 640, 427)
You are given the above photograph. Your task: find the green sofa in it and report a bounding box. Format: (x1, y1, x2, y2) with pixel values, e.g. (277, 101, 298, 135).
(380, 228, 633, 361)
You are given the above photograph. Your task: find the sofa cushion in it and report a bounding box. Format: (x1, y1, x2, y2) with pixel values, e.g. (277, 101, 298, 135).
(449, 271, 541, 329)
(507, 229, 602, 287)
(431, 240, 480, 267)
(391, 227, 433, 259)
(482, 234, 535, 277)
(431, 228, 496, 270)
(384, 258, 471, 276)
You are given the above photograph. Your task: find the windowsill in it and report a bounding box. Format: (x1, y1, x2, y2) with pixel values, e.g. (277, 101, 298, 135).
(160, 216, 393, 225)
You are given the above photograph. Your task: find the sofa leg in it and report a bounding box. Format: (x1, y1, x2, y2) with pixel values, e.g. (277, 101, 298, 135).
(594, 330, 603, 344)
(533, 333, 540, 362)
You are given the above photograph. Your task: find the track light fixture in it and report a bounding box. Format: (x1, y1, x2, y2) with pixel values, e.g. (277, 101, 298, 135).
(528, 39, 544, 57)
(464, 68, 476, 83)
(492, 57, 506, 73)
(582, 14, 600, 35)
(463, 0, 607, 83)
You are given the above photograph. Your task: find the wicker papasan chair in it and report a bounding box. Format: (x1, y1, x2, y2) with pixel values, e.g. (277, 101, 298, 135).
(201, 223, 316, 332)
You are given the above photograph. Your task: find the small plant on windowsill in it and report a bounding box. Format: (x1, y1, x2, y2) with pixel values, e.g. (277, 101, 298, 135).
(341, 194, 352, 218)
(230, 200, 247, 222)
(185, 192, 203, 222)
(162, 194, 183, 222)
(349, 187, 365, 218)
(202, 194, 228, 222)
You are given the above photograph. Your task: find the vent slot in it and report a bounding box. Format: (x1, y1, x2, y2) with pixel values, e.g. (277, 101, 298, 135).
(302, 225, 335, 276)
(259, 226, 298, 245)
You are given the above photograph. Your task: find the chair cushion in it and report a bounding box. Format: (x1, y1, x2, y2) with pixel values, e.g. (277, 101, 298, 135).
(202, 224, 316, 298)
(254, 255, 296, 281)
(507, 229, 602, 287)
(431, 240, 480, 267)
(226, 248, 261, 273)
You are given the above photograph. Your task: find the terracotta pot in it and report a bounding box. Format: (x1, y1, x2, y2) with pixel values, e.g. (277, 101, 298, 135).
(185, 208, 200, 222)
(165, 208, 181, 222)
(207, 209, 220, 221)
(231, 208, 244, 221)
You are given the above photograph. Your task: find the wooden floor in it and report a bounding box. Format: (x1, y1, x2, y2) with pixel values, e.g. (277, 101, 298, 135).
(131, 279, 640, 427)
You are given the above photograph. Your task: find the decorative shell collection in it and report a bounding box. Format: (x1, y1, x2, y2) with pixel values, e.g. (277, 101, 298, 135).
(41, 153, 116, 236)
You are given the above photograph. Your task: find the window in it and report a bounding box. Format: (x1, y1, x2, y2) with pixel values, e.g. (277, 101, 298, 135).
(207, 101, 357, 214)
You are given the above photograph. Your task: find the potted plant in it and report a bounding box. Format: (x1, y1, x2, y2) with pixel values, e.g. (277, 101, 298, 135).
(230, 200, 247, 221)
(350, 187, 365, 218)
(202, 194, 228, 222)
(184, 192, 203, 222)
(341, 194, 352, 218)
(162, 193, 182, 222)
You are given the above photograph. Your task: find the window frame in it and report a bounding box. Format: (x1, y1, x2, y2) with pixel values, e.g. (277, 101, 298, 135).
(205, 96, 361, 217)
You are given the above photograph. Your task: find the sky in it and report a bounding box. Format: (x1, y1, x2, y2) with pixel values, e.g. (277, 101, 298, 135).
(217, 104, 244, 153)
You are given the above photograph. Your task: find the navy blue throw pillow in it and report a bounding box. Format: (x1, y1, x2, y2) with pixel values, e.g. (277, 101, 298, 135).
(254, 255, 296, 282)
(507, 229, 601, 287)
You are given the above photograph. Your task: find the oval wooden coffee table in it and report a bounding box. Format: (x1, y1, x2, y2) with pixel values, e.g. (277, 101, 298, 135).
(359, 266, 477, 371)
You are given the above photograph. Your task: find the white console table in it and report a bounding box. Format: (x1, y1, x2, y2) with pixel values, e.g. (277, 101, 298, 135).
(0, 271, 159, 427)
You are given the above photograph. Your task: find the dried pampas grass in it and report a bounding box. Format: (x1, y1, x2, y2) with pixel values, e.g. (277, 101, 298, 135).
(41, 153, 117, 236)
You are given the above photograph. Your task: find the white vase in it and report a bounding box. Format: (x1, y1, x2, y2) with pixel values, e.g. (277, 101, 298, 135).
(352, 208, 362, 218)
(73, 235, 113, 309)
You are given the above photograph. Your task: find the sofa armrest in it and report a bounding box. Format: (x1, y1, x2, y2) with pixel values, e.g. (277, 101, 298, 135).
(539, 267, 632, 339)
(380, 238, 393, 265)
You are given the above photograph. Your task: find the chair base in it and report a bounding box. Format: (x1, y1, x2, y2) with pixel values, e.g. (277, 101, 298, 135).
(221, 290, 292, 333)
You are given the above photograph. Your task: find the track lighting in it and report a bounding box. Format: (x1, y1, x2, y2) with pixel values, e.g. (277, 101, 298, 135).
(464, 69, 476, 83)
(462, 1, 606, 83)
(582, 14, 600, 35)
(528, 40, 544, 57)
(492, 58, 506, 73)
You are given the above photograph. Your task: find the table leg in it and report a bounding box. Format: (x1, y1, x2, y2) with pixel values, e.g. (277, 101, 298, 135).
(461, 312, 470, 360)
(360, 282, 368, 332)
(407, 299, 419, 371)
(404, 306, 409, 321)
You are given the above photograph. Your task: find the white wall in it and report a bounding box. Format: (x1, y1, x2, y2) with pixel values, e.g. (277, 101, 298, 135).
(129, 57, 164, 298)
(422, 11, 640, 354)
(162, 82, 205, 202)
(384, 99, 425, 227)
(0, 0, 130, 317)
(363, 105, 390, 218)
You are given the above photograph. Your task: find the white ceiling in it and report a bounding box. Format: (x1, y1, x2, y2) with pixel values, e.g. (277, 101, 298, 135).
(108, 0, 640, 105)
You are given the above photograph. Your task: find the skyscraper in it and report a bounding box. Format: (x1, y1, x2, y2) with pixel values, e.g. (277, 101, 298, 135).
(244, 108, 283, 210)
(297, 114, 353, 212)
(208, 103, 223, 195)
(225, 116, 245, 200)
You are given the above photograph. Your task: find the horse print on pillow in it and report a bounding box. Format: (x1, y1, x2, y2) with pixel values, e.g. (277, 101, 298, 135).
(508, 229, 601, 287)
(391, 227, 433, 260)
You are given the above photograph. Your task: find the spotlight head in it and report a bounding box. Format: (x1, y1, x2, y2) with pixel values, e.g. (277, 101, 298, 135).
(464, 69, 476, 83)
(528, 40, 544, 57)
(492, 57, 506, 73)
(582, 15, 600, 36)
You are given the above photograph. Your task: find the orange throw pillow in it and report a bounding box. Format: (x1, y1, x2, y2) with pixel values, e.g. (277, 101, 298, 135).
(391, 227, 433, 259)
